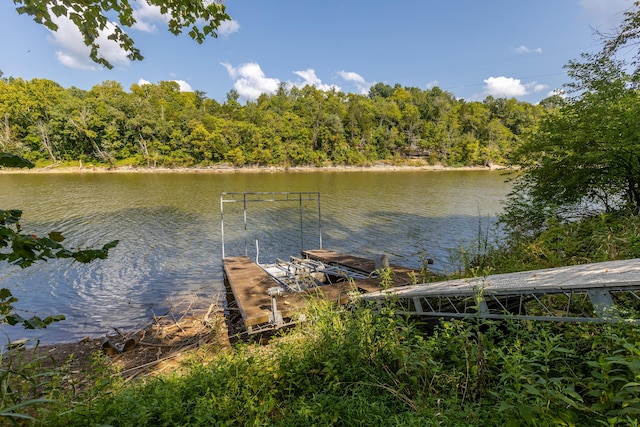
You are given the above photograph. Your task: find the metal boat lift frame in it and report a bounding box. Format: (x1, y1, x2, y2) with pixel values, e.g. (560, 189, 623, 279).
(220, 191, 322, 260)
(221, 192, 385, 334)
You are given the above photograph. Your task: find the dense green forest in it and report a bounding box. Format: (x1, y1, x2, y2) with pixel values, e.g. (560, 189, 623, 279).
(0, 74, 553, 168)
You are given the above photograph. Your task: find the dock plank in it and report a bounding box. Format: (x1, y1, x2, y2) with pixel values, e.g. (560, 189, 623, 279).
(303, 249, 420, 287)
(302, 249, 377, 273)
(223, 256, 278, 326)
(223, 256, 348, 328)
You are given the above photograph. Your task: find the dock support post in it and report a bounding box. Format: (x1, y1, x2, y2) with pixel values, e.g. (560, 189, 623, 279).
(588, 289, 618, 318)
(268, 287, 284, 327)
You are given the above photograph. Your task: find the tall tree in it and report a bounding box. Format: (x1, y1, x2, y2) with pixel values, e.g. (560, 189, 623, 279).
(502, 56, 640, 237)
(0, 78, 65, 162)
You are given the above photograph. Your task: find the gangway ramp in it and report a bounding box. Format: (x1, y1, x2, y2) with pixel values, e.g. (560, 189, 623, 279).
(361, 258, 640, 323)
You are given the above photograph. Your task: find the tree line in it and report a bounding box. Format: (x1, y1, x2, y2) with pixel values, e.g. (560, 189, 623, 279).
(0, 74, 554, 168)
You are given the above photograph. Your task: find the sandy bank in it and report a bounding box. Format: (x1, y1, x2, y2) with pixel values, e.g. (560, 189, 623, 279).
(0, 161, 512, 174)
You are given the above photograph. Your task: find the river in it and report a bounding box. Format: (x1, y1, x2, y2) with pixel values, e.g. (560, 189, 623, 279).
(0, 169, 511, 344)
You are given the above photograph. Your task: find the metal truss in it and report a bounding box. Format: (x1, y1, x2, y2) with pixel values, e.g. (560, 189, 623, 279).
(381, 287, 640, 323)
(361, 259, 640, 323)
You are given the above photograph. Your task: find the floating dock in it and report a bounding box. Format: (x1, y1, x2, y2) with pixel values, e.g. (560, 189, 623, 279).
(223, 250, 420, 333)
(219, 191, 432, 333)
(219, 191, 423, 333)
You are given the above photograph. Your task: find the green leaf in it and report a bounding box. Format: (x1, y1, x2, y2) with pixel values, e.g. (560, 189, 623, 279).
(0, 209, 22, 226)
(48, 231, 65, 243)
(0, 288, 12, 300)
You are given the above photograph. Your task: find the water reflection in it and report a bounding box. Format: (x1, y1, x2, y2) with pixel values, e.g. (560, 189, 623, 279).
(0, 170, 510, 344)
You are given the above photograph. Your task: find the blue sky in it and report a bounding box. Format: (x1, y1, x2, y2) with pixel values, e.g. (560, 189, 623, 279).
(0, 0, 634, 104)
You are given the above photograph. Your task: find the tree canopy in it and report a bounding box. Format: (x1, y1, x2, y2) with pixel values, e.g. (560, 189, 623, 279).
(501, 2, 640, 238)
(12, 0, 230, 68)
(601, 0, 640, 79)
(0, 77, 547, 169)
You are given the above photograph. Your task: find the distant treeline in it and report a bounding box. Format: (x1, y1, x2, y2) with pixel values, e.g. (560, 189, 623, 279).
(0, 77, 561, 168)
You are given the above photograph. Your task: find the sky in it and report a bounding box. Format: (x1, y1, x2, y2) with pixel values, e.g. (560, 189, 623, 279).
(0, 0, 635, 105)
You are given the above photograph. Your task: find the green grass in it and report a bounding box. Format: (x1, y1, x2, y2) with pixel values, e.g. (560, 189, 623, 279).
(481, 213, 640, 273)
(25, 299, 640, 426)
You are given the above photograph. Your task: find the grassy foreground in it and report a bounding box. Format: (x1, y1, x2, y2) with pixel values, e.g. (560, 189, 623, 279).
(30, 303, 640, 426)
(6, 213, 640, 426)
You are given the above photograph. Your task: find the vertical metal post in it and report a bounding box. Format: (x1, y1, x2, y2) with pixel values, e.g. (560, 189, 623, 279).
(318, 193, 323, 249)
(299, 193, 304, 252)
(220, 194, 225, 259)
(243, 193, 248, 257)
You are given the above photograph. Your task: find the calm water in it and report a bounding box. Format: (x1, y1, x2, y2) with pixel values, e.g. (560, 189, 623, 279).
(0, 170, 511, 344)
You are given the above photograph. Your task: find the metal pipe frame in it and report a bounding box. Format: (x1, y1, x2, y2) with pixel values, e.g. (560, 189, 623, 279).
(220, 192, 322, 260)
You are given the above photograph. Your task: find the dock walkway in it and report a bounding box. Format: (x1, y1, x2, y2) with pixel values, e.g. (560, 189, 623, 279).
(361, 258, 640, 322)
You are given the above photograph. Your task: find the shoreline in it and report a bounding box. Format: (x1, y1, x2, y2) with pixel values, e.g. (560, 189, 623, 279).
(0, 162, 512, 174)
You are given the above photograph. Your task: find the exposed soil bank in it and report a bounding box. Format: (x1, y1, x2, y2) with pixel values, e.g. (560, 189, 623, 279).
(0, 161, 510, 174)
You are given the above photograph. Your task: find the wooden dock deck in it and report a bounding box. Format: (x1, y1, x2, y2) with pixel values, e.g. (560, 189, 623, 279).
(302, 249, 378, 274)
(223, 251, 420, 333)
(302, 249, 420, 290)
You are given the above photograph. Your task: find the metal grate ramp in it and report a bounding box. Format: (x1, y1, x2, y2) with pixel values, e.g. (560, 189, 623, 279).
(361, 259, 640, 323)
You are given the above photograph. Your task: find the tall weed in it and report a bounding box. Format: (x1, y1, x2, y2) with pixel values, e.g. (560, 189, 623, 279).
(482, 213, 640, 273)
(34, 300, 640, 426)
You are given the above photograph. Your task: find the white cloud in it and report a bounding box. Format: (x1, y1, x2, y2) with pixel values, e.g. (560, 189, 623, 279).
(173, 79, 193, 92)
(130, 1, 238, 36)
(483, 76, 548, 98)
(293, 69, 321, 85)
(484, 77, 526, 97)
(293, 69, 340, 91)
(136, 78, 192, 91)
(46, 1, 235, 71)
(221, 62, 237, 79)
(338, 71, 372, 94)
(48, 15, 130, 70)
(425, 80, 439, 89)
(529, 82, 548, 93)
(547, 88, 567, 99)
(131, 1, 165, 33)
(218, 20, 240, 36)
(338, 71, 365, 85)
(515, 45, 543, 54)
(221, 62, 280, 100)
(221, 64, 373, 100)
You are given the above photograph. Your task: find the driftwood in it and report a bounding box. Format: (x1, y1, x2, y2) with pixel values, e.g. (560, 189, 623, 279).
(97, 293, 230, 381)
(0, 293, 234, 399)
